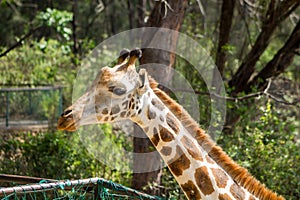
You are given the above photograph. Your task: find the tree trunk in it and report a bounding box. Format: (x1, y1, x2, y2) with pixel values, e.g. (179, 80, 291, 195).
(137, 0, 146, 27)
(131, 0, 188, 195)
(212, 0, 235, 92)
(71, 0, 79, 60)
(127, 0, 134, 29)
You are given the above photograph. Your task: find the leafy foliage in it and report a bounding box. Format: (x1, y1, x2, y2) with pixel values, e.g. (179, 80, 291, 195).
(218, 100, 299, 199)
(36, 8, 73, 41)
(0, 39, 75, 87)
(0, 129, 132, 186)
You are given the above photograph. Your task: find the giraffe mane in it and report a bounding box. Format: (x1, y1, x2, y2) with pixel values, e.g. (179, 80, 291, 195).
(148, 77, 284, 200)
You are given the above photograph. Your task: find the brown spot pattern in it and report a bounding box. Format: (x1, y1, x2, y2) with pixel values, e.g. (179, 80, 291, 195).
(166, 112, 179, 134)
(218, 193, 231, 200)
(181, 181, 201, 200)
(153, 127, 158, 135)
(144, 127, 149, 133)
(151, 98, 164, 111)
(111, 105, 120, 114)
(131, 103, 135, 109)
(120, 111, 126, 118)
(147, 105, 156, 120)
(168, 146, 191, 176)
(135, 104, 139, 110)
(230, 183, 245, 200)
(100, 68, 112, 83)
(122, 100, 128, 108)
(206, 155, 215, 164)
(148, 78, 284, 200)
(211, 168, 229, 188)
(102, 108, 109, 115)
(180, 136, 203, 161)
(151, 134, 160, 146)
(150, 127, 160, 146)
(158, 125, 174, 142)
(195, 166, 214, 196)
(159, 115, 164, 122)
(128, 101, 132, 109)
(249, 196, 256, 200)
(160, 146, 172, 156)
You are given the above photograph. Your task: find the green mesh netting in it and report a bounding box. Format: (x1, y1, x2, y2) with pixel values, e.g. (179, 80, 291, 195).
(0, 178, 163, 200)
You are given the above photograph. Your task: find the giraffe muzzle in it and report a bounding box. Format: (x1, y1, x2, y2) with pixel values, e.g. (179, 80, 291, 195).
(57, 109, 78, 132)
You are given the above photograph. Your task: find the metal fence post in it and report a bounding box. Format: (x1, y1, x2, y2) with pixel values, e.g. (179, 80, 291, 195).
(28, 90, 32, 115)
(58, 87, 63, 115)
(5, 91, 9, 127)
(94, 183, 103, 200)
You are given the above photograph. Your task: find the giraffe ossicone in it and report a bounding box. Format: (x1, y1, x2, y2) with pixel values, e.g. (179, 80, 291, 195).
(58, 49, 284, 200)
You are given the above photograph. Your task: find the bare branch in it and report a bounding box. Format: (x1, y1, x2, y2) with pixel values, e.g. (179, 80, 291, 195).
(154, 0, 174, 18)
(158, 80, 299, 107)
(247, 20, 300, 91)
(0, 26, 42, 58)
(237, 0, 254, 47)
(276, 0, 300, 23)
(228, 1, 299, 95)
(196, 0, 206, 16)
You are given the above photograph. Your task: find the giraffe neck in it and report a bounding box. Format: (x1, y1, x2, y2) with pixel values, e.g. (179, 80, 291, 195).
(130, 78, 284, 200)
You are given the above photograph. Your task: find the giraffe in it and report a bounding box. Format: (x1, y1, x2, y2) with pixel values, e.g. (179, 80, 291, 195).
(57, 49, 284, 200)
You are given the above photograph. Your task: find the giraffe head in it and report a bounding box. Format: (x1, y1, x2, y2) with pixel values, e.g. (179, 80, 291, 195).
(57, 48, 150, 131)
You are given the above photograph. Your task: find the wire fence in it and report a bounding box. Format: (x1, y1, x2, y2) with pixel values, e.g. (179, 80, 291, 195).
(0, 174, 163, 200)
(0, 86, 63, 129)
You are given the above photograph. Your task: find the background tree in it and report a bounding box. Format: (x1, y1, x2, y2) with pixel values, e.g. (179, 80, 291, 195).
(131, 0, 189, 194)
(222, 0, 300, 132)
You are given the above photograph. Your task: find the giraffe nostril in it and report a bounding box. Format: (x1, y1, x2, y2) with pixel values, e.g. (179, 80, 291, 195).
(62, 109, 72, 117)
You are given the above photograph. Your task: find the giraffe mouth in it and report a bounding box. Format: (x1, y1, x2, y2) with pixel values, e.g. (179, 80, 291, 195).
(57, 102, 99, 131)
(57, 109, 79, 132)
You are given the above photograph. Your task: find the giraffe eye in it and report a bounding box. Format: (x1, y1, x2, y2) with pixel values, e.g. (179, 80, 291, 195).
(109, 87, 127, 96)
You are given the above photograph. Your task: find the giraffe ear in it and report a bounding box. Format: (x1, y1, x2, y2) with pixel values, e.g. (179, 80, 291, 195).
(117, 49, 130, 65)
(127, 48, 142, 70)
(116, 48, 141, 71)
(138, 69, 149, 95)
